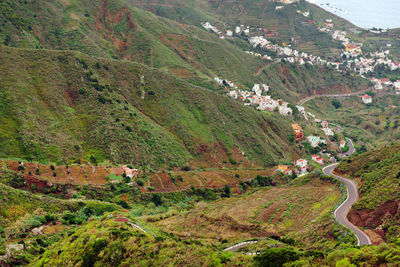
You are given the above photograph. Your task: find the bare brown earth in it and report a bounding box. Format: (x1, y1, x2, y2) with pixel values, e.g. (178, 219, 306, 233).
(347, 200, 400, 244)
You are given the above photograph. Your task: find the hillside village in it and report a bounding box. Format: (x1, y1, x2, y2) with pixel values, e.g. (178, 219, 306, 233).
(201, 1, 393, 177)
(202, 2, 400, 95)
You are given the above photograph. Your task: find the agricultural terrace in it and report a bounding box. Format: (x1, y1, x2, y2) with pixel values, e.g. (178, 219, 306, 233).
(2, 160, 275, 192)
(155, 177, 341, 243)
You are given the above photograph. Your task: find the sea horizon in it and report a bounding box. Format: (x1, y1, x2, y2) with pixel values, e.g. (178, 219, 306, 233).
(307, 0, 400, 29)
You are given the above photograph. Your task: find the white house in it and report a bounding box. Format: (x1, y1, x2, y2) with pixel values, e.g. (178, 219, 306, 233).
(226, 30, 233, 37)
(311, 155, 323, 165)
(340, 139, 346, 148)
(322, 128, 334, 136)
(123, 165, 138, 178)
(235, 26, 241, 34)
(261, 84, 269, 92)
(393, 80, 400, 90)
(307, 135, 320, 148)
(296, 159, 307, 168)
(279, 105, 292, 116)
(229, 90, 238, 99)
(361, 94, 372, 104)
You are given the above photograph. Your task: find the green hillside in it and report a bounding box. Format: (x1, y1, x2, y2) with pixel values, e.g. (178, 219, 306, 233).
(128, 0, 359, 57)
(337, 143, 400, 211)
(0, 0, 368, 103)
(336, 143, 400, 243)
(304, 94, 400, 149)
(0, 45, 298, 167)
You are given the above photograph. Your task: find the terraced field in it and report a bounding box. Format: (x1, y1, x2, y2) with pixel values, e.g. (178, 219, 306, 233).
(154, 177, 341, 243)
(2, 159, 275, 192)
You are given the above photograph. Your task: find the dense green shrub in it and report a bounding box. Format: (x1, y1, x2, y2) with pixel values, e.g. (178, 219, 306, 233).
(254, 247, 300, 267)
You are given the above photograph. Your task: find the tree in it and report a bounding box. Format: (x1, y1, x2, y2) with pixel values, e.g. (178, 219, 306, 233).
(151, 194, 163, 206)
(222, 185, 231, 198)
(255, 175, 272, 187)
(331, 99, 342, 109)
(90, 155, 98, 166)
(254, 248, 300, 267)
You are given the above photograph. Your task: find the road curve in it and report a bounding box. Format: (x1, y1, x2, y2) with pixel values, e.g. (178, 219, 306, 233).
(224, 241, 258, 252)
(322, 139, 371, 246)
(297, 89, 371, 106)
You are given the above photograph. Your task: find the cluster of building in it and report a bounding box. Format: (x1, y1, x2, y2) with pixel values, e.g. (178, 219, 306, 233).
(346, 51, 400, 78)
(318, 24, 399, 83)
(203, 6, 398, 91)
(248, 35, 343, 69)
(320, 120, 334, 136)
(227, 83, 293, 116)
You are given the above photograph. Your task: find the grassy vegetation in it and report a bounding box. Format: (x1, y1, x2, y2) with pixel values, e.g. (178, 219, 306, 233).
(31, 216, 251, 266)
(0, 45, 300, 168)
(154, 175, 342, 245)
(337, 143, 400, 210)
(304, 94, 400, 150)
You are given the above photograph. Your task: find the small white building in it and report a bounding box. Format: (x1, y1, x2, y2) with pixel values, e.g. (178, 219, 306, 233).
(340, 139, 346, 148)
(229, 90, 238, 99)
(261, 84, 269, 92)
(312, 155, 323, 165)
(279, 105, 293, 116)
(123, 165, 138, 178)
(296, 159, 307, 168)
(322, 128, 334, 136)
(307, 135, 320, 148)
(235, 26, 241, 34)
(226, 30, 233, 37)
(361, 94, 372, 104)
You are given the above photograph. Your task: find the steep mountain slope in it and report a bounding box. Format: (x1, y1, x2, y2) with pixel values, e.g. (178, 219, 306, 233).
(0, 45, 296, 167)
(336, 143, 400, 243)
(0, 0, 368, 103)
(128, 0, 359, 57)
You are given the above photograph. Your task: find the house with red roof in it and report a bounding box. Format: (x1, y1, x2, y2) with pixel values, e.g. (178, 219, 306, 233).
(312, 155, 323, 165)
(361, 94, 372, 104)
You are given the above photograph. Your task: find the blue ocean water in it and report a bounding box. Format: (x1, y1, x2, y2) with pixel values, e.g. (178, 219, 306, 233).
(307, 0, 400, 29)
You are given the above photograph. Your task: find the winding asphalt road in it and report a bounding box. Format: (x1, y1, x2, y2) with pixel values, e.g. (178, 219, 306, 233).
(323, 139, 372, 246)
(297, 89, 371, 106)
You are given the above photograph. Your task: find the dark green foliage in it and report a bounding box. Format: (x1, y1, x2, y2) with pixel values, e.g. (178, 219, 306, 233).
(90, 156, 98, 166)
(151, 194, 163, 206)
(331, 99, 342, 109)
(117, 200, 130, 209)
(254, 247, 300, 267)
(221, 185, 231, 198)
(181, 166, 191, 171)
(254, 175, 272, 187)
(82, 238, 108, 267)
(136, 179, 144, 186)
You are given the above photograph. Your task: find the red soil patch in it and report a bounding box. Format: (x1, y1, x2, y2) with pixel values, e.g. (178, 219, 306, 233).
(158, 33, 201, 70)
(94, 0, 138, 58)
(114, 217, 129, 223)
(348, 200, 400, 244)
